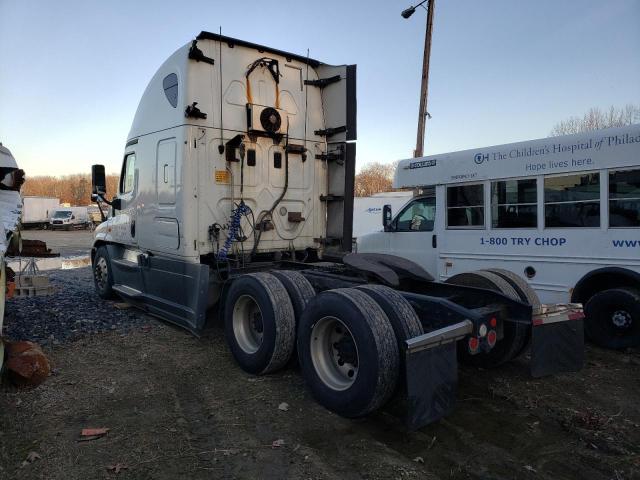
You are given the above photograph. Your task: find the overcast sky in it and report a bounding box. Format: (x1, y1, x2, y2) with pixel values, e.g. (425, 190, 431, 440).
(1, 0, 638, 176)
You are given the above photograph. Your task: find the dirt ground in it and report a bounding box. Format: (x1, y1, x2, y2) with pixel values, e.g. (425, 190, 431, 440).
(1, 303, 639, 480)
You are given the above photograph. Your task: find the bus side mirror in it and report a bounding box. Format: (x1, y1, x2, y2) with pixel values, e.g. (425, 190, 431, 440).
(91, 164, 106, 196)
(383, 204, 393, 232)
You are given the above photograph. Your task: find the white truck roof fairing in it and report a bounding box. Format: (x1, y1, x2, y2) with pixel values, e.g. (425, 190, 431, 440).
(128, 32, 353, 144)
(394, 124, 640, 189)
(0, 144, 22, 256)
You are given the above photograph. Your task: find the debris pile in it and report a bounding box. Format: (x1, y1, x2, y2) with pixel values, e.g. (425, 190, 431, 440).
(4, 340, 50, 386)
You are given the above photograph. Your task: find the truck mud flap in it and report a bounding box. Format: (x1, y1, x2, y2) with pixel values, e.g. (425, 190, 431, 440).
(403, 320, 473, 430)
(530, 305, 584, 378)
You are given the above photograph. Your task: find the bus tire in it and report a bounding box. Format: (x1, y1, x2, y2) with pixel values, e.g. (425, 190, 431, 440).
(297, 288, 399, 418)
(446, 271, 529, 367)
(224, 273, 296, 375)
(93, 246, 116, 300)
(584, 288, 640, 349)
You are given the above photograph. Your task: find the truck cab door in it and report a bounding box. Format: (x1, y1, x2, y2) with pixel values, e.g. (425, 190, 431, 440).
(111, 151, 138, 246)
(387, 197, 438, 277)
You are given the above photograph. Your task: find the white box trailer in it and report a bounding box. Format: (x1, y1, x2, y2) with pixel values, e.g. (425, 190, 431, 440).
(358, 124, 640, 349)
(89, 32, 584, 429)
(22, 196, 59, 229)
(352, 191, 412, 239)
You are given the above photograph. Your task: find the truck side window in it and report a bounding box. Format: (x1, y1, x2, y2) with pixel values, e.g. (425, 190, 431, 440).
(544, 173, 599, 228)
(609, 168, 640, 227)
(491, 178, 537, 228)
(395, 197, 435, 232)
(120, 153, 136, 194)
(447, 184, 484, 228)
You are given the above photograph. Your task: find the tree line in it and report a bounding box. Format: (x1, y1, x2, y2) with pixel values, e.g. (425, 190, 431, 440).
(21, 174, 120, 206)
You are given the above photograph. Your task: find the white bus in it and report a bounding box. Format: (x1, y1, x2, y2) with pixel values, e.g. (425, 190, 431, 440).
(358, 124, 640, 349)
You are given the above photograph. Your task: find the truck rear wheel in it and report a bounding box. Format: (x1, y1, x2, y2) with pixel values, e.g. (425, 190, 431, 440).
(270, 270, 315, 322)
(224, 273, 295, 375)
(297, 288, 399, 418)
(93, 246, 116, 299)
(584, 288, 640, 349)
(482, 268, 540, 357)
(446, 271, 529, 367)
(354, 284, 424, 350)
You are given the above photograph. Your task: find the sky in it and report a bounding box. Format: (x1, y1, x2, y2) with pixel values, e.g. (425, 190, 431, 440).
(1, 0, 639, 176)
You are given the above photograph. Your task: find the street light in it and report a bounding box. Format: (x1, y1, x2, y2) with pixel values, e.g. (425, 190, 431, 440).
(402, 0, 435, 158)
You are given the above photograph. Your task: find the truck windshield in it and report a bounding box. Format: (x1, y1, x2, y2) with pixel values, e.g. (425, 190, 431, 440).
(53, 211, 72, 218)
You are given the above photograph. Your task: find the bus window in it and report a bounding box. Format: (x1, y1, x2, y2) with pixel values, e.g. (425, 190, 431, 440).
(491, 178, 537, 228)
(447, 184, 484, 228)
(544, 173, 600, 228)
(394, 197, 435, 232)
(609, 168, 640, 227)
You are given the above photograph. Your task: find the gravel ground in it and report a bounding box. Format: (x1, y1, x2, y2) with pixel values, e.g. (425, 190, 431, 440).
(3, 267, 149, 344)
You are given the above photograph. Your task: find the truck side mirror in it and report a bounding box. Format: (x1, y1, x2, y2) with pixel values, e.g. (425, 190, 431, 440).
(111, 198, 122, 211)
(91, 164, 106, 196)
(383, 204, 393, 232)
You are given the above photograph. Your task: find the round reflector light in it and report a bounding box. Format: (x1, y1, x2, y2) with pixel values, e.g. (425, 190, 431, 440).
(487, 330, 497, 346)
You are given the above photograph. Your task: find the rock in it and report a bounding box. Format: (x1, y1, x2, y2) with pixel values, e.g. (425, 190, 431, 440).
(278, 402, 290, 411)
(5, 341, 51, 386)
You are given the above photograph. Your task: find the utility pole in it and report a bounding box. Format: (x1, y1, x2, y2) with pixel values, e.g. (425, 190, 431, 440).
(414, 0, 435, 158)
(401, 0, 436, 157)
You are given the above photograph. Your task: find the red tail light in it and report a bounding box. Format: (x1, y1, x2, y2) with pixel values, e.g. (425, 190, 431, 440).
(487, 330, 497, 347)
(489, 317, 497, 328)
(468, 337, 479, 352)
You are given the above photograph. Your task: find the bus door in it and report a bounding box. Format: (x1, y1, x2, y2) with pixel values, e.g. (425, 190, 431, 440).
(387, 196, 438, 277)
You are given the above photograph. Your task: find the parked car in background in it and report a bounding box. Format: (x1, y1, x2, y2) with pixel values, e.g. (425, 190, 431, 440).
(49, 207, 91, 230)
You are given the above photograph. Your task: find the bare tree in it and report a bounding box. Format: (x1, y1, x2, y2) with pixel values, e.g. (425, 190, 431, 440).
(355, 162, 398, 197)
(22, 173, 120, 205)
(550, 104, 640, 136)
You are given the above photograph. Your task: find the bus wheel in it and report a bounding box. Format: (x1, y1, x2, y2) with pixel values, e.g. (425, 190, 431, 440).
(584, 288, 640, 349)
(297, 288, 399, 418)
(224, 273, 295, 375)
(446, 271, 529, 367)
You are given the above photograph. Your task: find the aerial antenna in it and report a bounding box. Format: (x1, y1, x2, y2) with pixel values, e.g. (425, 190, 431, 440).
(217, 26, 224, 154)
(304, 48, 310, 151)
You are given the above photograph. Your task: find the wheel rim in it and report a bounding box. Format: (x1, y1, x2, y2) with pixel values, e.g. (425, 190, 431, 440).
(233, 295, 264, 354)
(94, 257, 108, 291)
(611, 310, 633, 329)
(310, 316, 359, 391)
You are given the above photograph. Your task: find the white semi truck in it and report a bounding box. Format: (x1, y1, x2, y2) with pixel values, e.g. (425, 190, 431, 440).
(90, 32, 584, 429)
(358, 125, 640, 350)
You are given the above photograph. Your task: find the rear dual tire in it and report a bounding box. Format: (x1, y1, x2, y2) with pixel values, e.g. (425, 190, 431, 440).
(297, 288, 400, 418)
(224, 273, 296, 375)
(446, 270, 531, 367)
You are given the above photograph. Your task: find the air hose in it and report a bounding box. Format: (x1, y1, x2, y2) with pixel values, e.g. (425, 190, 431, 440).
(216, 201, 251, 261)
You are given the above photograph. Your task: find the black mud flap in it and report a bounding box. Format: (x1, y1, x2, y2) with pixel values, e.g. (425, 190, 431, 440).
(404, 342, 458, 430)
(530, 309, 584, 378)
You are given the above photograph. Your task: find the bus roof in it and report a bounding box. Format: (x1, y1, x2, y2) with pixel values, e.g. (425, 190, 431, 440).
(394, 124, 640, 188)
